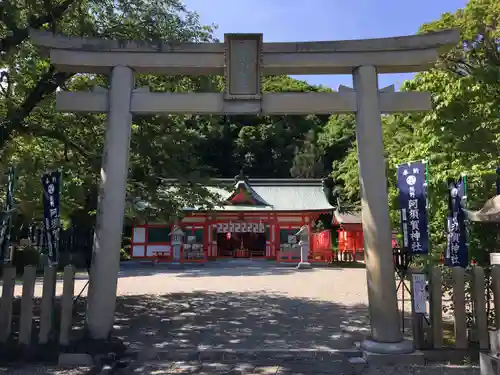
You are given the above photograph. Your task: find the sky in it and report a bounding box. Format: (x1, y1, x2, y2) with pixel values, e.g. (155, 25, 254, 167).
(183, 0, 468, 90)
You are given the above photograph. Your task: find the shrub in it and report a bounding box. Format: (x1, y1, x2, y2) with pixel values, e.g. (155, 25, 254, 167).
(12, 245, 41, 274)
(120, 247, 131, 261)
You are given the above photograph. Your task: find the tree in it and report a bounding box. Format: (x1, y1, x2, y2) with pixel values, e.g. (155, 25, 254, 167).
(312, 114, 358, 200)
(0, 0, 220, 223)
(328, 0, 500, 262)
(1, 1, 337, 224)
(0, 0, 85, 151)
(0, 0, 78, 56)
(190, 76, 331, 178)
(290, 130, 325, 178)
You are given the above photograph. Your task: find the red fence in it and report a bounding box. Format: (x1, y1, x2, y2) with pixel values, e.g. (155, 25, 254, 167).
(337, 229, 364, 253)
(310, 230, 333, 263)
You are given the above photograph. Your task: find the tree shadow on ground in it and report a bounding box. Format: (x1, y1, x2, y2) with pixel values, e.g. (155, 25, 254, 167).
(2, 293, 480, 374)
(73, 291, 370, 352)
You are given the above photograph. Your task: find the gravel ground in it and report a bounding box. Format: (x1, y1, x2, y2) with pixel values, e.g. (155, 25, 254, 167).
(1, 261, 479, 374)
(0, 367, 91, 375)
(115, 360, 480, 374)
(364, 364, 479, 375)
(72, 261, 373, 352)
(12, 261, 371, 301)
(0, 362, 480, 375)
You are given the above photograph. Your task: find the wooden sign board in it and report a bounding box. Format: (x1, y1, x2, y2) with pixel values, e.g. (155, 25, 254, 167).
(216, 222, 265, 233)
(411, 273, 427, 314)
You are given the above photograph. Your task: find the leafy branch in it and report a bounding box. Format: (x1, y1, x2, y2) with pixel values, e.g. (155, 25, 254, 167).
(1, 65, 74, 150)
(0, 0, 79, 56)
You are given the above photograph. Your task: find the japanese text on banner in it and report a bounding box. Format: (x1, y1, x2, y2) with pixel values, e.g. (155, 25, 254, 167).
(0, 167, 15, 264)
(445, 178, 468, 268)
(41, 171, 61, 266)
(396, 161, 429, 255)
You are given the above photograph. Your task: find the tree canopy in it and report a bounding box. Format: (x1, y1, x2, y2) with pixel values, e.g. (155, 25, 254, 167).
(1, 0, 499, 262)
(330, 0, 500, 262)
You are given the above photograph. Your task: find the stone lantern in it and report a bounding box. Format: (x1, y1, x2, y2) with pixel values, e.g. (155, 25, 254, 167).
(170, 225, 185, 263)
(463, 195, 500, 265)
(294, 225, 311, 269)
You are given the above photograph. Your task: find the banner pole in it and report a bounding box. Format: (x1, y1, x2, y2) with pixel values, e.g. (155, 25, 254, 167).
(6, 167, 15, 263)
(57, 168, 62, 262)
(462, 173, 468, 208)
(425, 160, 429, 192)
(424, 160, 431, 268)
(496, 167, 500, 195)
(461, 173, 469, 267)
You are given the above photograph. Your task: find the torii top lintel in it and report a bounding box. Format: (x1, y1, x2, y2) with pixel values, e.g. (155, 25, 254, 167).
(29, 28, 459, 76)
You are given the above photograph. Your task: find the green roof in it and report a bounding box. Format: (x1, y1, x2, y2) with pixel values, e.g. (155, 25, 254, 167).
(186, 178, 335, 212)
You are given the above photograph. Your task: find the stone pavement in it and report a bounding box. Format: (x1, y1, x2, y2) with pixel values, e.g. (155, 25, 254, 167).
(0, 362, 480, 375)
(1, 261, 480, 374)
(120, 359, 480, 375)
(70, 261, 372, 354)
(124, 348, 362, 374)
(0, 366, 92, 374)
(123, 359, 353, 374)
(103, 290, 368, 352)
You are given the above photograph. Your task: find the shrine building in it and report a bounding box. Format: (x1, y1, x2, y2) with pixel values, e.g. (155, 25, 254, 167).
(131, 177, 342, 263)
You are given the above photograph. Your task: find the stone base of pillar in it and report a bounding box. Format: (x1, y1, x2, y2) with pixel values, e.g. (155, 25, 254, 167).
(360, 338, 413, 354)
(357, 339, 424, 365)
(296, 262, 312, 269)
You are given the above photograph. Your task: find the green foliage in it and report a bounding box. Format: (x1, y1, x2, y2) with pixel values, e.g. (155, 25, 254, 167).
(290, 130, 325, 178)
(0, 2, 335, 225)
(120, 247, 131, 261)
(329, 0, 500, 264)
(191, 76, 330, 179)
(0, 0, 220, 223)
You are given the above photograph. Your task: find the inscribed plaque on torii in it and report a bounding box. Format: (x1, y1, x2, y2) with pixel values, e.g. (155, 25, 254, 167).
(224, 34, 262, 100)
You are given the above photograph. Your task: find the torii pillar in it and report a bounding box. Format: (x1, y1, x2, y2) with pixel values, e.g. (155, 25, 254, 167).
(339, 76, 413, 354)
(353, 68, 413, 354)
(85, 66, 135, 338)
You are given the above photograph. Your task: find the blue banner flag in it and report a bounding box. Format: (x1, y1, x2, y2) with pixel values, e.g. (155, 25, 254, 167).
(0, 167, 15, 264)
(41, 171, 62, 265)
(445, 177, 468, 268)
(396, 161, 429, 254)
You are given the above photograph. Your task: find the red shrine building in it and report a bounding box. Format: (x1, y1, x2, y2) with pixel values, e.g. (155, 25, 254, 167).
(130, 177, 370, 264)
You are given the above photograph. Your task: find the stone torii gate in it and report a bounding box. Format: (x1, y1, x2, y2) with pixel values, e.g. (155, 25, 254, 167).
(30, 29, 458, 354)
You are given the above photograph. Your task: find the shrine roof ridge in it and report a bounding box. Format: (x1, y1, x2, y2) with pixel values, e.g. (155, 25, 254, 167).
(29, 28, 459, 54)
(160, 178, 327, 187)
